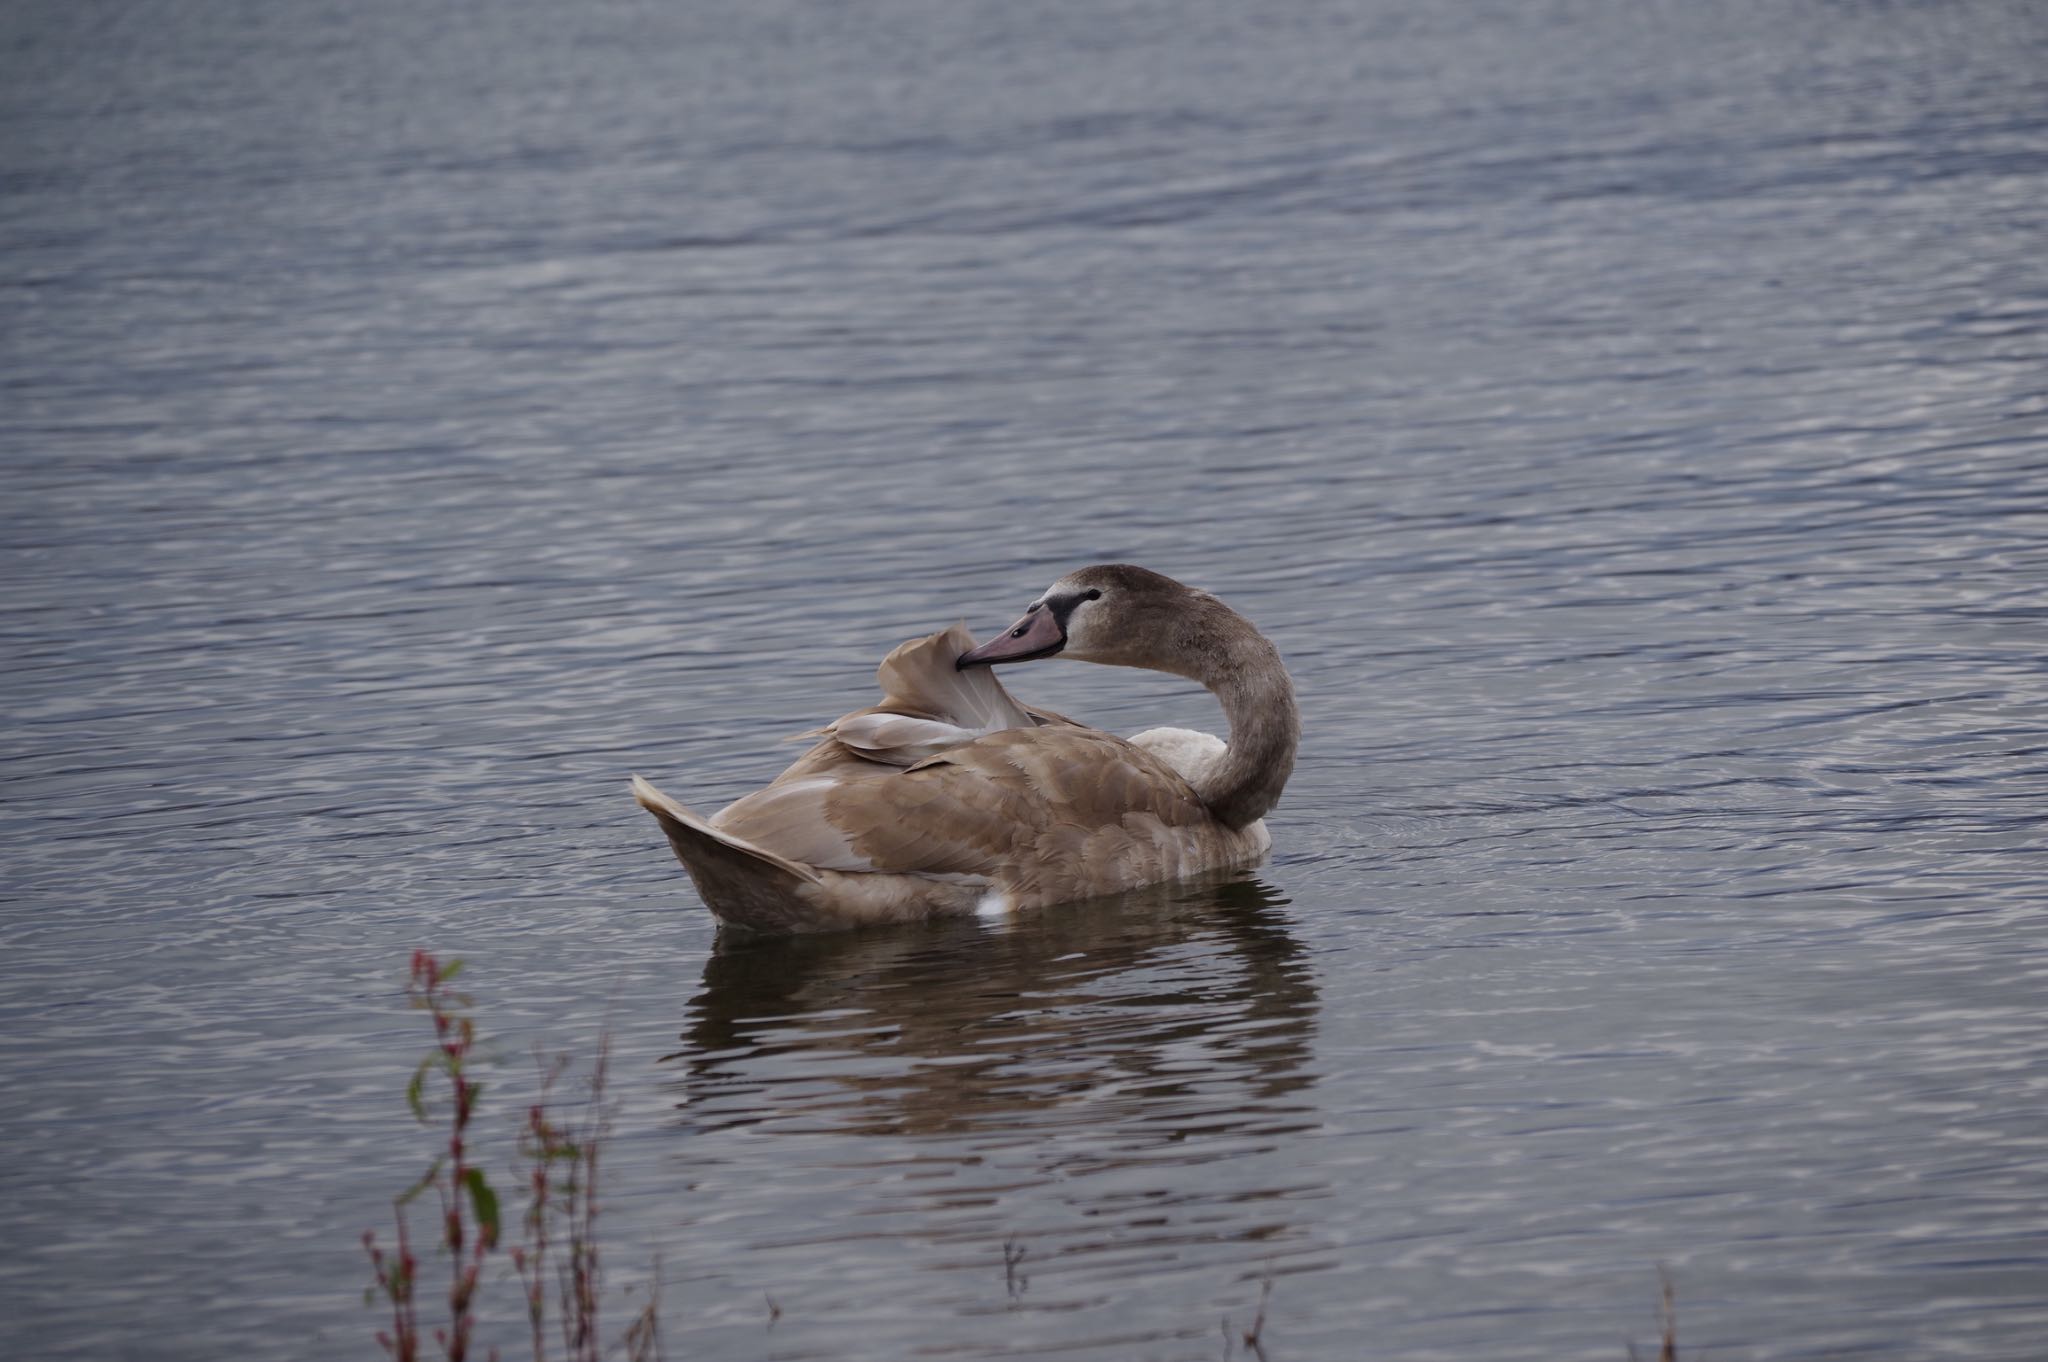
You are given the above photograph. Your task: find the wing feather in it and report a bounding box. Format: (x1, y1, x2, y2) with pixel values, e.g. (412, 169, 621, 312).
(874, 623, 1038, 732)
(711, 777, 876, 872)
(823, 727, 1214, 891)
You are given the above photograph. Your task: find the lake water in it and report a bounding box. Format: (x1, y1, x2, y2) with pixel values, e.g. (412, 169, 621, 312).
(4, 1, 2047, 1358)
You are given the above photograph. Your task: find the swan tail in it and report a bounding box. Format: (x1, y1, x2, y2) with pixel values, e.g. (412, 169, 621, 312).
(631, 775, 824, 931)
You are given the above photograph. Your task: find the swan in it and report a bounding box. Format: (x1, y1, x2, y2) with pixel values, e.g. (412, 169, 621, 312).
(631, 564, 1298, 932)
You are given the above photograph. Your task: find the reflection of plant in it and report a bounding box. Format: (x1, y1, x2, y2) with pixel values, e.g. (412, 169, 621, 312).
(361, 953, 660, 1362)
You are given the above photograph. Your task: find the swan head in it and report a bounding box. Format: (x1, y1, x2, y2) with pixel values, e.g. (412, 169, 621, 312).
(956, 564, 1203, 672)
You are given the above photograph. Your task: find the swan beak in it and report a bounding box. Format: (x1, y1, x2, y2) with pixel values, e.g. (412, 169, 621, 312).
(957, 608, 1065, 669)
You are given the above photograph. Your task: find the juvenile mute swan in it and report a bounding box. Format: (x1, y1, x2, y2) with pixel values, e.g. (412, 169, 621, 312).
(632, 564, 1298, 932)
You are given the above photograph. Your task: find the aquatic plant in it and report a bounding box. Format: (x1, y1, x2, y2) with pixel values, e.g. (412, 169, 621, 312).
(362, 952, 499, 1362)
(1219, 1271, 1273, 1362)
(361, 953, 659, 1362)
(510, 1041, 614, 1362)
(1627, 1265, 1681, 1362)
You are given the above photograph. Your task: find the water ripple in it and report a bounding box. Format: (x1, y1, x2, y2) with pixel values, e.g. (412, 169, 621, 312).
(5, 1, 2048, 1359)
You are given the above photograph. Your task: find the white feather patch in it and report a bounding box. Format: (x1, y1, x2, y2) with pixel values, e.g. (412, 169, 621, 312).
(1127, 727, 1228, 786)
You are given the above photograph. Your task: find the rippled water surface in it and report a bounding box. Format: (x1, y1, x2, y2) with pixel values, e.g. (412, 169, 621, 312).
(5, 1, 2048, 1358)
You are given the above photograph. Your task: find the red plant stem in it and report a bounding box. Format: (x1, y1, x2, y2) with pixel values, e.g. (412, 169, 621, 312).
(520, 1096, 553, 1362)
(370, 955, 643, 1362)
(574, 1041, 608, 1362)
(365, 1201, 422, 1362)
(413, 951, 482, 1362)
(396, 1212, 420, 1362)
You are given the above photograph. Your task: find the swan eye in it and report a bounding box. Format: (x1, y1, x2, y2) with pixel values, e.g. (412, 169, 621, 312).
(1080, 589, 1102, 602)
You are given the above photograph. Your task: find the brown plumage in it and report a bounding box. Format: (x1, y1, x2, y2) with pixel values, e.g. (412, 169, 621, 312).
(633, 565, 1298, 933)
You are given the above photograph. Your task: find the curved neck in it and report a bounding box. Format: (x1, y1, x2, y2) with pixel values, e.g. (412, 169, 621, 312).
(1172, 604, 1299, 830)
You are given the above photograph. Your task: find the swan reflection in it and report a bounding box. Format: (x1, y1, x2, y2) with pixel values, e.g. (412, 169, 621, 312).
(661, 873, 1319, 1145)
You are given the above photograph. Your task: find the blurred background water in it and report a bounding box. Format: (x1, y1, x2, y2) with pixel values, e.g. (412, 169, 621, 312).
(4, 0, 2047, 1358)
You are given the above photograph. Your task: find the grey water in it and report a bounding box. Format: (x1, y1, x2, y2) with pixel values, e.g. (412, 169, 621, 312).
(4, 0, 2047, 1357)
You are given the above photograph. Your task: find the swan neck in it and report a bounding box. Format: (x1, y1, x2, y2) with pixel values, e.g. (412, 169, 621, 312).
(1186, 615, 1299, 831)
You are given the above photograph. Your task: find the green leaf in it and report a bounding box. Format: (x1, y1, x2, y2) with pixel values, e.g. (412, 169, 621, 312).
(398, 1157, 443, 1206)
(405, 1057, 434, 1122)
(436, 959, 464, 983)
(463, 1168, 501, 1249)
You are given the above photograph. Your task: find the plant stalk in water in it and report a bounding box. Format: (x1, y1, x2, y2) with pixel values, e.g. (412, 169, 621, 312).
(363, 952, 503, 1362)
(363, 953, 654, 1362)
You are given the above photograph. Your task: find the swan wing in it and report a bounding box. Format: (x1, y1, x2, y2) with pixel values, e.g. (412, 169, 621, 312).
(821, 727, 1222, 899)
(690, 627, 1244, 903)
